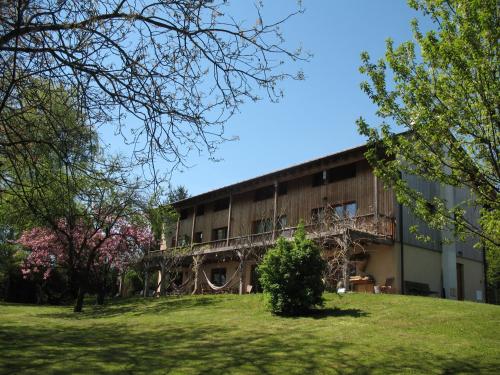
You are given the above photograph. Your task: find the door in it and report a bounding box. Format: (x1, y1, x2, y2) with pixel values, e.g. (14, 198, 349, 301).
(456, 263, 464, 301)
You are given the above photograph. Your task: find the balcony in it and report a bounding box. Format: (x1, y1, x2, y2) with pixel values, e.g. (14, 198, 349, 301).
(146, 213, 395, 260)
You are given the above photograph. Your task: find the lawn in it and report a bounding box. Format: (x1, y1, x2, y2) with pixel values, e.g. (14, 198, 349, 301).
(0, 293, 499, 374)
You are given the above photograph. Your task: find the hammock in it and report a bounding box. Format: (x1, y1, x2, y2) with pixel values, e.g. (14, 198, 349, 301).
(202, 263, 241, 291)
(171, 274, 193, 292)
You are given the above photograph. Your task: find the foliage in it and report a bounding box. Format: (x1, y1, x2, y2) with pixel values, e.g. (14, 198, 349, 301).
(142, 185, 188, 246)
(0, 83, 153, 311)
(258, 223, 326, 315)
(0, 0, 305, 182)
(1, 294, 499, 374)
(357, 0, 499, 277)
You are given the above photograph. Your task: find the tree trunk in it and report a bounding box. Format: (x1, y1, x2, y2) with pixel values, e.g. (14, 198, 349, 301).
(143, 267, 149, 297)
(74, 287, 85, 312)
(96, 287, 105, 305)
(239, 260, 245, 295)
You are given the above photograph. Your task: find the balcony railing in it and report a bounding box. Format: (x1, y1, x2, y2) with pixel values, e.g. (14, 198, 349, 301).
(146, 213, 395, 259)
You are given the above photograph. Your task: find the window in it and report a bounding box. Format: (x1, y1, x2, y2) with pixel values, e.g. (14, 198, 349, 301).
(278, 183, 287, 196)
(333, 202, 358, 218)
(312, 171, 325, 187)
(328, 163, 356, 183)
(253, 218, 273, 234)
(276, 215, 288, 230)
(213, 197, 230, 211)
(211, 268, 227, 287)
(254, 185, 274, 201)
(179, 209, 189, 220)
(194, 231, 203, 243)
(212, 227, 228, 241)
(345, 202, 357, 217)
(311, 207, 325, 224)
(179, 234, 190, 246)
(196, 205, 205, 216)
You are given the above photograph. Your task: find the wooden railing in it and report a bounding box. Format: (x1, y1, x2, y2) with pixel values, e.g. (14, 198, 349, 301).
(146, 213, 395, 259)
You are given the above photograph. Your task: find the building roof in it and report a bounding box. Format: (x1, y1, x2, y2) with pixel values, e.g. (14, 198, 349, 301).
(172, 142, 368, 207)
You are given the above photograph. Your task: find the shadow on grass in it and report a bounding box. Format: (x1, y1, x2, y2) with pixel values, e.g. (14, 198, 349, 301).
(39, 295, 223, 320)
(0, 320, 497, 375)
(277, 307, 369, 319)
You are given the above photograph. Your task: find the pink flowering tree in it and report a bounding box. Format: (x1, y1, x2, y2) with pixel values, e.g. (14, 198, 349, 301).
(19, 217, 152, 311)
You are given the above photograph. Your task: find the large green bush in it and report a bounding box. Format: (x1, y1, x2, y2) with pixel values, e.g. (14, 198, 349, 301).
(258, 223, 326, 315)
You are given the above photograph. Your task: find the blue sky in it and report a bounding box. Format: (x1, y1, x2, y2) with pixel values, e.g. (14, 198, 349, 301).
(107, 1, 425, 196)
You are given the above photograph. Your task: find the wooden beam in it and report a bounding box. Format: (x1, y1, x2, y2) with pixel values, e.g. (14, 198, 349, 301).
(226, 193, 232, 246)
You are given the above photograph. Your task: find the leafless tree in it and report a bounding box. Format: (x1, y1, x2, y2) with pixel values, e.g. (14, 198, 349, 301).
(1, 0, 306, 183)
(311, 204, 385, 291)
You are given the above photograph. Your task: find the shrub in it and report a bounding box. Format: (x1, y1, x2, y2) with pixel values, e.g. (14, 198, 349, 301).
(258, 223, 326, 315)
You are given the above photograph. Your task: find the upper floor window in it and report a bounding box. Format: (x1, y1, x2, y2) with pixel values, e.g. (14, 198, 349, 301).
(253, 218, 273, 234)
(312, 171, 326, 187)
(213, 197, 230, 211)
(328, 163, 356, 183)
(179, 234, 191, 246)
(311, 207, 325, 224)
(334, 201, 357, 218)
(278, 183, 288, 196)
(212, 226, 228, 241)
(196, 205, 205, 216)
(194, 231, 203, 243)
(179, 209, 189, 220)
(254, 185, 274, 201)
(276, 215, 288, 230)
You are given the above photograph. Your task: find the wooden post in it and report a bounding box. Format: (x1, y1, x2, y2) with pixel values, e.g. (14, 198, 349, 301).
(272, 181, 278, 241)
(192, 255, 201, 295)
(175, 214, 180, 247)
(237, 250, 245, 295)
(158, 256, 166, 295)
(226, 193, 232, 246)
(191, 206, 196, 246)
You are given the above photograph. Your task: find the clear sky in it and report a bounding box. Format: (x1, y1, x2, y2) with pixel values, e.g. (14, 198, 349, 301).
(106, 1, 425, 197)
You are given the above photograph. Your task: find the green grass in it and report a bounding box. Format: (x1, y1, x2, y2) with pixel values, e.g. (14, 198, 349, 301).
(0, 293, 499, 374)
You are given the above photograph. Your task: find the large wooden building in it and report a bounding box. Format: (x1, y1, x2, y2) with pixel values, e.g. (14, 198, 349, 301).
(146, 144, 485, 302)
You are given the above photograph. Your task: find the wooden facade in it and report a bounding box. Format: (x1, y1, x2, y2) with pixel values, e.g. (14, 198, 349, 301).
(160, 146, 395, 255)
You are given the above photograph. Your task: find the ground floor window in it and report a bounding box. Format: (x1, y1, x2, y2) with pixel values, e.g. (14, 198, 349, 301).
(211, 268, 226, 286)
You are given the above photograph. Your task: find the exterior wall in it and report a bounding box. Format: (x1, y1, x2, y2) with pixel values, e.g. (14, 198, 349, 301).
(364, 244, 397, 289)
(401, 244, 442, 296)
(458, 256, 485, 302)
(396, 243, 485, 302)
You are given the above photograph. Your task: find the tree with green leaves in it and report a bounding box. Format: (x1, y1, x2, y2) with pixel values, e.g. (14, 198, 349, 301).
(258, 223, 326, 315)
(357, 0, 499, 286)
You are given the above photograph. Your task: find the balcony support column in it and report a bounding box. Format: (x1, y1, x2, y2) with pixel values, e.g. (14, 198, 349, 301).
(191, 206, 196, 247)
(192, 255, 203, 295)
(226, 193, 232, 246)
(272, 181, 278, 241)
(237, 250, 247, 295)
(175, 215, 180, 247)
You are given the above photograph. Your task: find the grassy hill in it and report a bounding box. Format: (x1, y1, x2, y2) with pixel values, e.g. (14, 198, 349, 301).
(0, 293, 499, 374)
